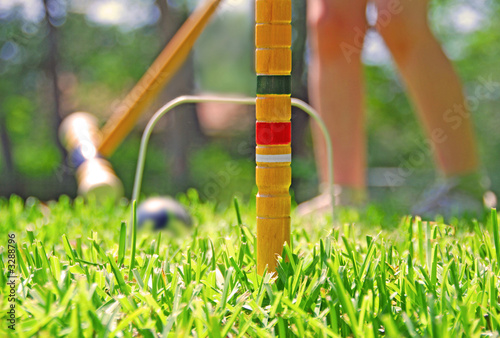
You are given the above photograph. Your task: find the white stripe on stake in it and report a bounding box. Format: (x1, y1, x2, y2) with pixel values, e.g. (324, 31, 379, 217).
(256, 154, 292, 163)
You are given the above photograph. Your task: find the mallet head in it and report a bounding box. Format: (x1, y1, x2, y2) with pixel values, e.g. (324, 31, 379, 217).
(59, 112, 123, 203)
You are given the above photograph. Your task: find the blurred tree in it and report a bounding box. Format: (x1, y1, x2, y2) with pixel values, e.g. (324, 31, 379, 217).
(290, 0, 309, 158)
(155, 0, 205, 193)
(43, 0, 66, 159)
(0, 0, 499, 205)
(0, 113, 15, 192)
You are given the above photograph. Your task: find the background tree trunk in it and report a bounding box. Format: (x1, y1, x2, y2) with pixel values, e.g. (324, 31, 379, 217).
(43, 0, 67, 160)
(155, 0, 206, 193)
(291, 0, 309, 158)
(0, 113, 15, 194)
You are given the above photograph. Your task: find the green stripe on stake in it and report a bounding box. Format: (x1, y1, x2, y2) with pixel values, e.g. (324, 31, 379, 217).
(257, 75, 291, 95)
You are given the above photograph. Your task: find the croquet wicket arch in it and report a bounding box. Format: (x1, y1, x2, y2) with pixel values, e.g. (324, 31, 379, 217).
(130, 0, 334, 275)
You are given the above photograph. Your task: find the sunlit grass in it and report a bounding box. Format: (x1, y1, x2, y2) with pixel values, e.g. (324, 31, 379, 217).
(1, 193, 499, 337)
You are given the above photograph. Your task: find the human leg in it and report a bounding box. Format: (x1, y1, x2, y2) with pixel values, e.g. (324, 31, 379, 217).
(307, 0, 369, 192)
(374, 0, 479, 177)
(374, 0, 486, 217)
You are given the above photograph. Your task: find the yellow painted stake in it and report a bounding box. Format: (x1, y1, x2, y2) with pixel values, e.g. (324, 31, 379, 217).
(255, 0, 292, 275)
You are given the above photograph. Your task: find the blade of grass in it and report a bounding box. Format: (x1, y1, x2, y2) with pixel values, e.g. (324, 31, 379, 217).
(118, 221, 126, 266)
(129, 200, 137, 280)
(234, 197, 243, 226)
(62, 234, 76, 263)
(328, 260, 360, 338)
(108, 255, 130, 296)
(491, 208, 500, 272)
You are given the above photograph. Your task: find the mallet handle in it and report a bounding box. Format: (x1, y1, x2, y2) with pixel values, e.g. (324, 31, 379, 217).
(98, 0, 221, 157)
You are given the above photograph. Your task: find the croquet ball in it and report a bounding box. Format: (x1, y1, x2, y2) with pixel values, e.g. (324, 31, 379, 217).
(137, 197, 192, 231)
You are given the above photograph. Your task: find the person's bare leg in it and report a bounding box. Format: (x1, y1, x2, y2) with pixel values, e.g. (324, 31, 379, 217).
(374, 0, 487, 217)
(375, 0, 479, 177)
(307, 0, 368, 192)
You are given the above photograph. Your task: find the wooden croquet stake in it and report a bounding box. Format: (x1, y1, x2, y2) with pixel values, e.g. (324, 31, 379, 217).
(98, 0, 221, 157)
(255, 0, 292, 275)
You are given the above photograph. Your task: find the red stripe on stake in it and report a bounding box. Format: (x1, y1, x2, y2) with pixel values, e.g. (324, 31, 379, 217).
(256, 122, 291, 145)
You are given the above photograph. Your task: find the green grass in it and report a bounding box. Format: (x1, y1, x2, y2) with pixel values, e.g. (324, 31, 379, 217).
(1, 192, 500, 337)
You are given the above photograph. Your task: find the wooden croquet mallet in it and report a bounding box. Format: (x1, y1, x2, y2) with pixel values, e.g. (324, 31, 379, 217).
(98, 0, 222, 157)
(255, 0, 292, 274)
(59, 112, 124, 203)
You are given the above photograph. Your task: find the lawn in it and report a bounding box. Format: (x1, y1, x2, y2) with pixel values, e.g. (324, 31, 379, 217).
(1, 192, 500, 337)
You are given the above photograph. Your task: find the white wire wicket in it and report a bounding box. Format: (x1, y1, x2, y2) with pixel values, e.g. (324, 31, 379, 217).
(130, 95, 334, 238)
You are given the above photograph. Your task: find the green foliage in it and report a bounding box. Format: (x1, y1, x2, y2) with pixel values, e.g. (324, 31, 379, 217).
(195, 11, 255, 95)
(1, 196, 500, 336)
(189, 143, 255, 204)
(2, 0, 500, 203)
